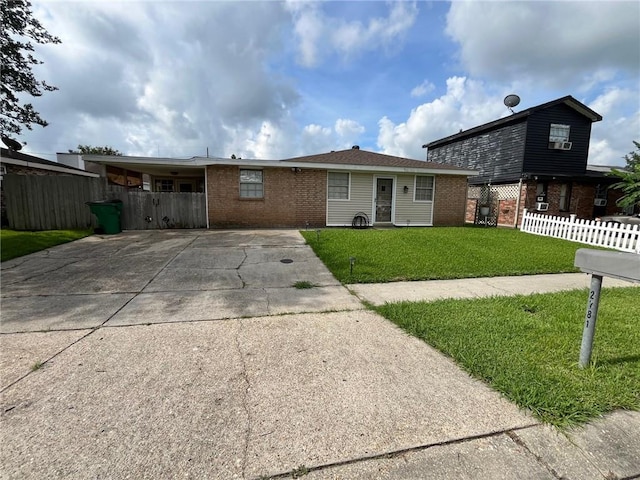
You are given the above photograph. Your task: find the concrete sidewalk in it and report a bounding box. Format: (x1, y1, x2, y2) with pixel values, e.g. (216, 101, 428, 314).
(1, 230, 639, 479)
(349, 272, 639, 306)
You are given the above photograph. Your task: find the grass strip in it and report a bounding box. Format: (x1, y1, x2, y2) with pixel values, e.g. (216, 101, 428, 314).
(301, 227, 594, 283)
(1, 228, 92, 262)
(375, 287, 640, 427)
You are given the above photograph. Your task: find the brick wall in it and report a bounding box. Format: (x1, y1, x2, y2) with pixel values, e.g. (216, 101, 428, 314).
(521, 180, 625, 220)
(207, 165, 326, 228)
(433, 175, 468, 226)
(465, 198, 477, 223)
(497, 198, 517, 226)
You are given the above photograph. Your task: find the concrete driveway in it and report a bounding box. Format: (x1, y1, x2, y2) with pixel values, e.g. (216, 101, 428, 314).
(1, 229, 612, 479)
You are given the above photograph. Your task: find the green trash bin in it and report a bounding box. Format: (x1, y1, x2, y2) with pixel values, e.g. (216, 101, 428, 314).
(86, 200, 123, 234)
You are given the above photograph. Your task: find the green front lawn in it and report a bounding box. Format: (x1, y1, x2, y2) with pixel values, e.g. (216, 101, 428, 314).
(301, 227, 591, 283)
(1, 228, 93, 262)
(376, 287, 640, 427)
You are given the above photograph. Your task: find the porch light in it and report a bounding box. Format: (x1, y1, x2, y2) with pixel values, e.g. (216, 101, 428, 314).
(403, 186, 409, 194)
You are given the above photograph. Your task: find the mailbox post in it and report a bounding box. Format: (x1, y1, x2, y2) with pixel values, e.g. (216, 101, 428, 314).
(574, 249, 640, 368)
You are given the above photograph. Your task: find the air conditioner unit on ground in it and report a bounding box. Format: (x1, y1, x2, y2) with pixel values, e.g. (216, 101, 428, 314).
(594, 198, 607, 207)
(559, 142, 572, 150)
(536, 202, 549, 211)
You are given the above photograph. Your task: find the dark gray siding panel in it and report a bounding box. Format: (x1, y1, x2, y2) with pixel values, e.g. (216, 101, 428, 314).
(427, 122, 526, 184)
(523, 104, 590, 176)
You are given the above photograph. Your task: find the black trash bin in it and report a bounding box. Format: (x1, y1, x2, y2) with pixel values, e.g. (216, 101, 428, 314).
(86, 200, 123, 234)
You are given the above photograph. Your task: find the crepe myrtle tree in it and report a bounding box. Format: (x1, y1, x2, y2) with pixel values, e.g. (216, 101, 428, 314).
(609, 141, 640, 211)
(0, 0, 61, 140)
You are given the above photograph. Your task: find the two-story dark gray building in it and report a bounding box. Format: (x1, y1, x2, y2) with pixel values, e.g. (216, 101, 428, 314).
(423, 95, 625, 226)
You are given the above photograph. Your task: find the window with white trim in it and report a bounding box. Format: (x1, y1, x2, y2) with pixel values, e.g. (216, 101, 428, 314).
(549, 124, 570, 143)
(239, 169, 263, 198)
(414, 175, 434, 201)
(328, 172, 349, 200)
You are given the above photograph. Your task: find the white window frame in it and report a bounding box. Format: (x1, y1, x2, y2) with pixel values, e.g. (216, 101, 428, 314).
(414, 175, 434, 202)
(239, 169, 263, 199)
(328, 171, 350, 201)
(549, 124, 570, 143)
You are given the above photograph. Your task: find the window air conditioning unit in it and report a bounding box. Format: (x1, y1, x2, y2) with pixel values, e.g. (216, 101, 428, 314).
(536, 202, 549, 211)
(594, 198, 607, 207)
(559, 142, 572, 150)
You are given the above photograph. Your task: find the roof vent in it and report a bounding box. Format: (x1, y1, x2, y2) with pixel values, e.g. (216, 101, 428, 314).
(352, 145, 359, 150)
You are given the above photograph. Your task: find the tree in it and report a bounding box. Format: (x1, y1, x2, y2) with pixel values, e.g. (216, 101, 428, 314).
(622, 140, 640, 170)
(68, 145, 123, 156)
(609, 142, 640, 211)
(1, 0, 61, 138)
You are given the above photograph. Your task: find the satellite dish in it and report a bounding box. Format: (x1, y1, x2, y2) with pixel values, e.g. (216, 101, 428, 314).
(1, 136, 22, 151)
(504, 94, 521, 113)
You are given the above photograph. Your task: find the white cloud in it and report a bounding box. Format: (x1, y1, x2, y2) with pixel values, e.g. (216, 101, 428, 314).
(445, 1, 640, 89)
(287, 1, 324, 67)
(410, 80, 435, 98)
(243, 121, 292, 160)
(16, 0, 637, 168)
(23, 2, 298, 159)
(286, 1, 418, 67)
(334, 119, 365, 138)
(377, 77, 506, 159)
(588, 88, 640, 166)
(295, 119, 365, 155)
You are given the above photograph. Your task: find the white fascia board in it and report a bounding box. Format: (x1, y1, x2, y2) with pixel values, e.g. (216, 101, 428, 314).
(196, 157, 478, 176)
(1, 157, 99, 177)
(82, 154, 210, 167)
(197, 157, 286, 168)
(76, 154, 477, 176)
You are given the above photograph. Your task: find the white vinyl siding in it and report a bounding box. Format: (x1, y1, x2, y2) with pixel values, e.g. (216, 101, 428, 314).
(327, 172, 372, 225)
(326, 172, 435, 227)
(328, 172, 350, 200)
(394, 174, 433, 226)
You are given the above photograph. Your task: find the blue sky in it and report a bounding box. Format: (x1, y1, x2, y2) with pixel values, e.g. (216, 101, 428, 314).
(17, 1, 640, 165)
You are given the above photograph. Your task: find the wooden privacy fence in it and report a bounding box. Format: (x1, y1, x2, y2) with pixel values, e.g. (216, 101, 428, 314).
(4, 174, 104, 230)
(3, 174, 207, 230)
(107, 186, 207, 230)
(520, 209, 640, 254)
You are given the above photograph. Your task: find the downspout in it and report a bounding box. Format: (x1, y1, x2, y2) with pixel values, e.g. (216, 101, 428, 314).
(514, 177, 524, 228)
(204, 166, 210, 229)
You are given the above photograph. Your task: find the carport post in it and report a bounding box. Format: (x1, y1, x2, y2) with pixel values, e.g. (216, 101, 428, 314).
(579, 274, 602, 368)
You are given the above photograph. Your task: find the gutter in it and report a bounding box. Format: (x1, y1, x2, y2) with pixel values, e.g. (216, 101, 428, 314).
(0, 158, 100, 177)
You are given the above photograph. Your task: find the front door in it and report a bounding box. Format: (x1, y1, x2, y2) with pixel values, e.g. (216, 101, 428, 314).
(375, 178, 393, 223)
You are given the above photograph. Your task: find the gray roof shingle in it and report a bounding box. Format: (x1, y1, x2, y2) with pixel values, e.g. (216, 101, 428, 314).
(280, 148, 471, 171)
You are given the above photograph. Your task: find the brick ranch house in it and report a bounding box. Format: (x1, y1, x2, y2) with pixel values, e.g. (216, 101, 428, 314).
(61, 148, 477, 228)
(423, 95, 627, 227)
(207, 148, 477, 228)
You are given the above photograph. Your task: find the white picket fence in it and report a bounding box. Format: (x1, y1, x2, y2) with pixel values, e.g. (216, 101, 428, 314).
(520, 209, 640, 254)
